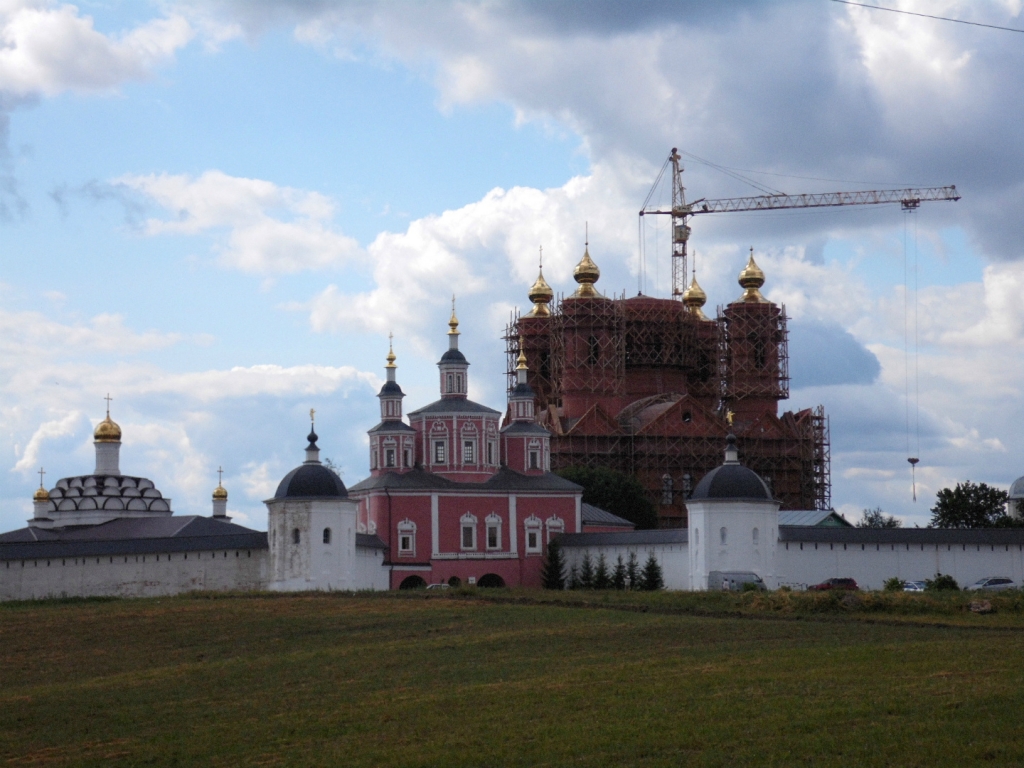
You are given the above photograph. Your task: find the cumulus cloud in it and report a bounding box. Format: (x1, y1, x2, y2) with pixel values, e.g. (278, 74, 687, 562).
(12, 410, 84, 473)
(114, 171, 362, 273)
(0, 308, 183, 357)
(0, 2, 194, 98)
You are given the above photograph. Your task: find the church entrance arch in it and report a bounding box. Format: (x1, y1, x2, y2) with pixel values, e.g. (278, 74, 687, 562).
(477, 573, 505, 588)
(447, 576, 462, 587)
(399, 575, 427, 590)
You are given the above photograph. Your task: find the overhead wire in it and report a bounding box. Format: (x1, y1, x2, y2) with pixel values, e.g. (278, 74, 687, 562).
(831, 0, 1024, 34)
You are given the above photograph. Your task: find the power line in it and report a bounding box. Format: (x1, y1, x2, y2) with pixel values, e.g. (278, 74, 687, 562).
(831, 0, 1024, 34)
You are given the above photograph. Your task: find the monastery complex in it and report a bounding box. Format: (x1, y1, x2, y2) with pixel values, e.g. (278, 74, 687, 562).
(3, 246, 1024, 599)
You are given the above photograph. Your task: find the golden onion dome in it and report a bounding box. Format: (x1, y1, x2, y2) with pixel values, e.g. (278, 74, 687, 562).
(385, 343, 397, 369)
(738, 248, 767, 303)
(212, 484, 228, 501)
(516, 342, 528, 371)
(94, 414, 122, 443)
(572, 245, 601, 298)
(527, 267, 554, 316)
(448, 295, 460, 335)
(33, 486, 50, 502)
(682, 276, 710, 320)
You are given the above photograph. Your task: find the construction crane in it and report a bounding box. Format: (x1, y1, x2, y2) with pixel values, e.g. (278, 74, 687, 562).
(639, 148, 961, 297)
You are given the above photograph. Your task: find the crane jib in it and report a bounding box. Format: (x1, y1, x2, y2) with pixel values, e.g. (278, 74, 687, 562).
(687, 186, 960, 215)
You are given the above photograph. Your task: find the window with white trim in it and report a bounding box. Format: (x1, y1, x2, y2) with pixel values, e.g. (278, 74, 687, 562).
(398, 519, 416, 557)
(403, 448, 412, 468)
(460, 513, 478, 550)
(434, 440, 446, 464)
(463, 440, 475, 464)
(485, 514, 502, 550)
(545, 516, 564, 543)
(456, 373, 463, 392)
(486, 441, 494, 465)
(446, 373, 454, 393)
(524, 516, 542, 553)
(385, 448, 396, 468)
(529, 450, 539, 470)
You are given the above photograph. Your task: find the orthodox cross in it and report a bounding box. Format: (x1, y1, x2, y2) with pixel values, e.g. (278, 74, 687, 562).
(539, 245, 543, 270)
(310, 408, 316, 427)
(217, 466, 224, 485)
(38, 467, 45, 489)
(104, 393, 113, 416)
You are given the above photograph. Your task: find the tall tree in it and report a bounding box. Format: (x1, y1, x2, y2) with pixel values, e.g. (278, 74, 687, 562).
(578, 553, 595, 589)
(541, 540, 566, 590)
(626, 551, 640, 590)
(555, 466, 659, 529)
(930, 482, 1013, 528)
(857, 507, 901, 529)
(594, 553, 611, 589)
(612, 555, 627, 590)
(640, 553, 664, 591)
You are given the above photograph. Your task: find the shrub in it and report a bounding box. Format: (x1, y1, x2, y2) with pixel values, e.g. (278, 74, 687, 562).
(925, 573, 959, 591)
(594, 554, 611, 590)
(626, 551, 640, 590)
(579, 554, 595, 590)
(541, 540, 566, 590)
(883, 577, 905, 592)
(640, 553, 664, 591)
(612, 555, 627, 590)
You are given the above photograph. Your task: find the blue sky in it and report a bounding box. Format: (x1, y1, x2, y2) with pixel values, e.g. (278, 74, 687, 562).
(2, 0, 1023, 531)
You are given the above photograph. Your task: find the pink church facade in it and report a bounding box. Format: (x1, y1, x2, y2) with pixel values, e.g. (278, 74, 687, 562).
(348, 309, 582, 589)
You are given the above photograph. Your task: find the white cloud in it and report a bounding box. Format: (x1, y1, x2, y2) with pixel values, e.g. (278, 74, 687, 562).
(0, 308, 182, 358)
(0, 1, 194, 98)
(12, 410, 83, 473)
(239, 461, 277, 500)
(115, 171, 363, 274)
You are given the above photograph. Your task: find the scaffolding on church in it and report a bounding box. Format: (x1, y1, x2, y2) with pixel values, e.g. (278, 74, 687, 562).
(503, 291, 830, 527)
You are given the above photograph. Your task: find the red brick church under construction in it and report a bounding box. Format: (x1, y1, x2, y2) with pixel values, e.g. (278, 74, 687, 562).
(506, 244, 830, 528)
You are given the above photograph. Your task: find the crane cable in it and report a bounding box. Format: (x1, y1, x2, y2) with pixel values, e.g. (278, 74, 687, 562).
(904, 209, 921, 500)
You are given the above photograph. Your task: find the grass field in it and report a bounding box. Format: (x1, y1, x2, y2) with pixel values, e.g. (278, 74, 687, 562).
(3, 590, 1024, 766)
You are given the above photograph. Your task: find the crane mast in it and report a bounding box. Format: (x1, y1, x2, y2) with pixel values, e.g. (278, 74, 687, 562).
(640, 148, 961, 298)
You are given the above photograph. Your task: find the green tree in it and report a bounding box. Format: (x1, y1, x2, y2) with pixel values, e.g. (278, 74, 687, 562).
(930, 482, 1013, 528)
(567, 564, 580, 590)
(555, 466, 659, 529)
(925, 573, 959, 591)
(640, 553, 664, 591)
(578, 553, 595, 589)
(626, 551, 640, 590)
(857, 507, 902, 529)
(594, 553, 611, 589)
(541, 540, 566, 590)
(612, 555, 627, 590)
(883, 577, 905, 592)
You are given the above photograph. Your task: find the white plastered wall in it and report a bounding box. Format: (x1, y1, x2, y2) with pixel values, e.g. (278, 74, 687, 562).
(561, 542, 690, 590)
(688, 499, 780, 590)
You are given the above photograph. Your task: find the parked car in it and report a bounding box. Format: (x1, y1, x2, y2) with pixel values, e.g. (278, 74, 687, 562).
(708, 571, 767, 591)
(903, 581, 926, 592)
(967, 577, 1017, 592)
(425, 583, 451, 590)
(808, 577, 859, 591)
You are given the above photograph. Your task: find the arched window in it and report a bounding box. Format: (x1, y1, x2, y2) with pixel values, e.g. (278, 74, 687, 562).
(588, 335, 600, 364)
(720, 527, 727, 545)
(446, 373, 454, 393)
(456, 374, 463, 392)
(292, 528, 300, 545)
(323, 528, 332, 544)
(752, 527, 759, 544)
(694, 528, 699, 547)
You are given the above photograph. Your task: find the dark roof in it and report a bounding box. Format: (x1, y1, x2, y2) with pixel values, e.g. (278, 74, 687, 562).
(581, 503, 635, 528)
(356, 533, 388, 550)
(778, 510, 853, 527)
(0, 516, 267, 560)
(439, 348, 468, 364)
(348, 466, 581, 494)
(500, 421, 551, 436)
(780, 526, 1024, 545)
(558, 529, 687, 548)
(274, 462, 348, 499)
(378, 380, 404, 396)
(408, 398, 501, 416)
(367, 420, 417, 434)
(691, 464, 772, 502)
(511, 382, 534, 398)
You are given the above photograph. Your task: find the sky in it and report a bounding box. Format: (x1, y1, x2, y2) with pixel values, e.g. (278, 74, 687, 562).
(2, 0, 1023, 532)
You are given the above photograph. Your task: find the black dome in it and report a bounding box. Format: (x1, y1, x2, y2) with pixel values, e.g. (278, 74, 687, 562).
(511, 381, 534, 397)
(274, 463, 348, 499)
(439, 348, 468, 364)
(378, 380, 404, 396)
(690, 464, 772, 501)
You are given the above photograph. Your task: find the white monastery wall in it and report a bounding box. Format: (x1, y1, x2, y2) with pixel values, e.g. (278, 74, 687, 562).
(562, 541, 690, 590)
(0, 548, 268, 601)
(355, 546, 390, 591)
(267, 498, 361, 591)
(776, 541, 1024, 591)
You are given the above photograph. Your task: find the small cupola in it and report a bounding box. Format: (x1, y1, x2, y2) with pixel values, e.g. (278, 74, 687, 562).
(212, 466, 229, 519)
(94, 395, 122, 476)
(528, 247, 554, 316)
(438, 296, 469, 398)
(737, 248, 768, 303)
(305, 410, 321, 464)
(682, 275, 710, 320)
(378, 335, 406, 421)
(572, 239, 601, 299)
(509, 339, 536, 422)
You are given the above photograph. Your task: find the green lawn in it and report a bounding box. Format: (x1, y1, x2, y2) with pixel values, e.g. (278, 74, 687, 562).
(2, 591, 1023, 766)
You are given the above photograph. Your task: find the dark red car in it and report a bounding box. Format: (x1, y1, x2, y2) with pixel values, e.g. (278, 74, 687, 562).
(808, 577, 860, 591)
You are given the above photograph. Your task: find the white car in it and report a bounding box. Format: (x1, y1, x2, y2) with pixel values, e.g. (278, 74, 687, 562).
(967, 577, 1017, 592)
(903, 581, 926, 592)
